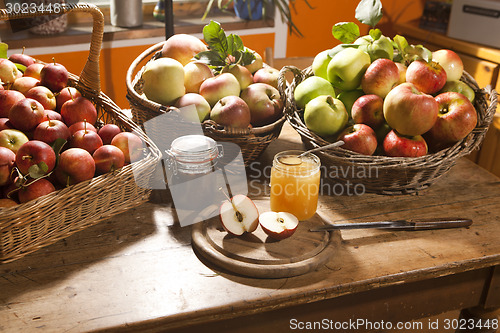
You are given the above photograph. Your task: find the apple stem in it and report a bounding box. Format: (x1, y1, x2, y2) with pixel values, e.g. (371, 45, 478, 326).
(22, 155, 32, 161)
(22, 46, 26, 55)
(52, 57, 56, 66)
(218, 187, 244, 222)
(67, 87, 74, 101)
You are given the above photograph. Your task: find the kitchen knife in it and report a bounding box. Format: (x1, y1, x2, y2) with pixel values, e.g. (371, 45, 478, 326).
(309, 217, 473, 232)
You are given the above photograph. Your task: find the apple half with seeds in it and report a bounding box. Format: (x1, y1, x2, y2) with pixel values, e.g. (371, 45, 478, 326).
(259, 211, 299, 240)
(219, 194, 259, 236)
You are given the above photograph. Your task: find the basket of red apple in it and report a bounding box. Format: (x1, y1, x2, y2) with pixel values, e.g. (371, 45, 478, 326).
(0, 3, 161, 263)
(126, 21, 286, 166)
(281, 31, 497, 195)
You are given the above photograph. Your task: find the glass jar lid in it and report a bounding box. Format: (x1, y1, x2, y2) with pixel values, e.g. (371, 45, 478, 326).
(169, 135, 219, 164)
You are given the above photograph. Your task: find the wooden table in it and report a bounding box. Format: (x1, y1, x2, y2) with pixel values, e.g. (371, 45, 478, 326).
(1, 123, 500, 333)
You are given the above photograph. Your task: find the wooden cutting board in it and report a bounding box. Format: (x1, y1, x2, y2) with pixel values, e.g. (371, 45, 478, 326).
(191, 198, 339, 279)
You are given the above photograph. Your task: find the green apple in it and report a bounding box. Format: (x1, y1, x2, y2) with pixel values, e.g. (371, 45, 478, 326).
(293, 76, 336, 109)
(327, 48, 371, 91)
(304, 95, 348, 137)
(311, 49, 333, 80)
(439, 80, 475, 103)
(336, 89, 364, 117)
(142, 57, 185, 106)
(354, 34, 394, 62)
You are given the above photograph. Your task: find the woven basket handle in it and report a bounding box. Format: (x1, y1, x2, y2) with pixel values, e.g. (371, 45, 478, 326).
(0, 3, 104, 94)
(278, 65, 308, 116)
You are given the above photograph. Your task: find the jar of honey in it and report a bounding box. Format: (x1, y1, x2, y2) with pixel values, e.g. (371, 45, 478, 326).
(270, 150, 321, 221)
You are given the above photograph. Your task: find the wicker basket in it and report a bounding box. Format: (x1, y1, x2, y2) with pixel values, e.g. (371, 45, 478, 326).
(126, 42, 286, 166)
(0, 3, 162, 263)
(280, 65, 498, 195)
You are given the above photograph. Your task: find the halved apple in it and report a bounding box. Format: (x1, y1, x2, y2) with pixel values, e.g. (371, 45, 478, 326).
(259, 211, 299, 240)
(219, 194, 259, 236)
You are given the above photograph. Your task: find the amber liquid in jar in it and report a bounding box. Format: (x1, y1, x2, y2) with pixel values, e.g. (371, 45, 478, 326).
(270, 150, 321, 221)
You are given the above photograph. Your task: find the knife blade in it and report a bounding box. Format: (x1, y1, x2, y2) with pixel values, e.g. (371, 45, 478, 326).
(309, 217, 473, 232)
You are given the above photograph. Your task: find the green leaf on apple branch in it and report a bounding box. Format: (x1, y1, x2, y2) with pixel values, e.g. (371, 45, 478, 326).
(227, 34, 244, 57)
(369, 28, 382, 40)
(15, 63, 26, 73)
(355, 0, 383, 28)
(332, 22, 360, 44)
(203, 20, 229, 56)
(0, 43, 8, 59)
(327, 43, 359, 59)
(28, 162, 49, 179)
(195, 50, 226, 67)
(51, 138, 67, 156)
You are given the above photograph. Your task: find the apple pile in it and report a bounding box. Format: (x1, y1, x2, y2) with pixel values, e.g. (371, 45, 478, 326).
(140, 21, 284, 129)
(0, 46, 144, 207)
(219, 193, 299, 241)
(295, 29, 478, 157)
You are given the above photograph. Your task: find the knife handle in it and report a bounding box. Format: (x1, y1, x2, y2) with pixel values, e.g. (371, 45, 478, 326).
(408, 218, 473, 230)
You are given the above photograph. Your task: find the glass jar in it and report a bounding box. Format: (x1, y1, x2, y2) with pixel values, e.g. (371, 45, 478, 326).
(165, 135, 223, 226)
(270, 150, 321, 221)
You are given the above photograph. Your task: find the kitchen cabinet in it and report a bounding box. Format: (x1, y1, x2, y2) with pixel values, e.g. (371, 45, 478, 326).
(396, 20, 500, 177)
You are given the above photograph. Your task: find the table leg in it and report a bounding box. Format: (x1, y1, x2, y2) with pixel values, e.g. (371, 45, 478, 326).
(456, 307, 499, 333)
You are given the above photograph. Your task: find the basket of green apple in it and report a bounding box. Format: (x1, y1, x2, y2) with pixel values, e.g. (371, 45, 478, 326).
(0, 3, 161, 263)
(126, 21, 286, 166)
(281, 20, 497, 195)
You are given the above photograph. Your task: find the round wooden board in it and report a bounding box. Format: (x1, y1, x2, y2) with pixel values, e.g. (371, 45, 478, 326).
(191, 198, 339, 279)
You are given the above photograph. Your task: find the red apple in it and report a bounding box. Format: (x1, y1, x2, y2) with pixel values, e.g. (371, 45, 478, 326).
(8, 98, 45, 132)
(0, 89, 25, 117)
(40, 60, 69, 92)
(361, 58, 400, 98)
(98, 124, 122, 145)
(406, 60, 447, 94)
(93, 144, 125, 174)
(56, 87, 82, 111)
(383, 129, 428, 157)
(0, 129, 29, 154)
(258, 211, 299, 240)
(11, 76, 39, 95)
(253, 67, 280, 89)
(15, 140, 56, 176)
(240, 82, 283, 127)
(25, 86, 57, 111)
(23, 63, 45, 80)
(60, 96, 97, 126)
(42, 110, 63, 122)
(337, 124, 378, 155)
(351, 94, 385, 129)
(8, 50, 35, 68)
(199, 72, 241, 107)
(219, 194, 259, 236)
(210, 95, 251, 129)
(68, 121, 97, 135)
(0, 118, 14, 130)
(425, 92, 478, 149)
(432, 49, 464, 82)
(383, 82, 439, 136)
(55, 148, 96, 186)
(33, 119, 71, 145)
(161, 33, 208, 66)
(18, 178, 56, 204)
(111, 132, 144, 164)
(70, 129, 103, 155)
(0, 146, 16, 186)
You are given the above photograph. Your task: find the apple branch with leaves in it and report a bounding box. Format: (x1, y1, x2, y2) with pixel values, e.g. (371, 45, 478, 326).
(194, 20, 255, 75)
